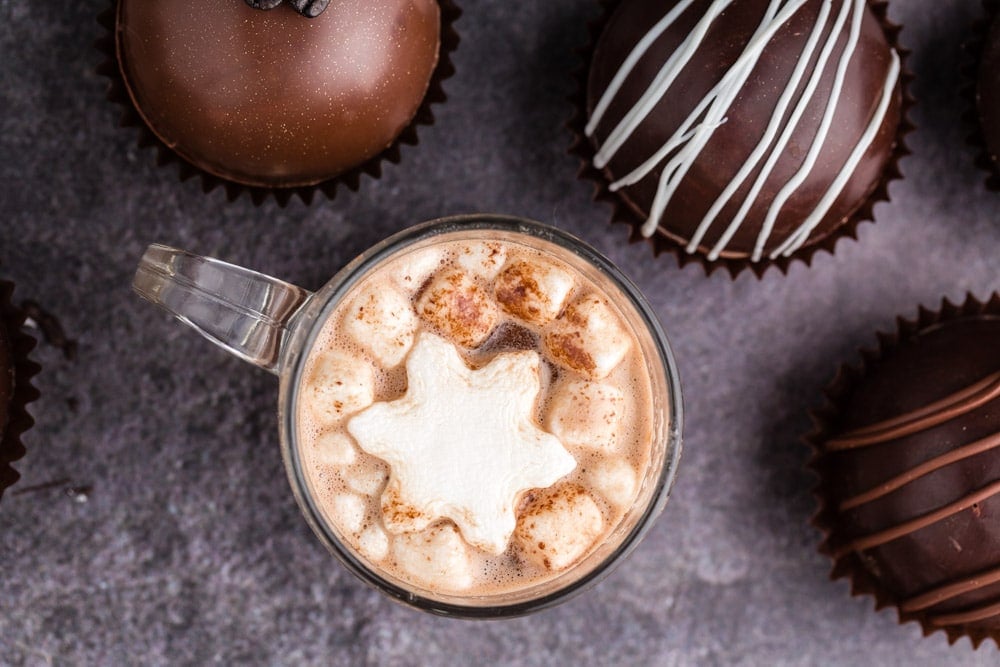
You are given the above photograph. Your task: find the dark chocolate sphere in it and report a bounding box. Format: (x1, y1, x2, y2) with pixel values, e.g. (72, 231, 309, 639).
(0, 312, 11, 436)
(977, 12, 1000, 183)
(585, 0, 902, 263)
(115, 0, 441, 188)
(814, 301, 1000, 645)
(0, 280, 39, 500)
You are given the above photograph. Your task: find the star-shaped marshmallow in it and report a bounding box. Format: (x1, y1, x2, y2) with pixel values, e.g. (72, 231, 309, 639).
(347, 332, 577, 554)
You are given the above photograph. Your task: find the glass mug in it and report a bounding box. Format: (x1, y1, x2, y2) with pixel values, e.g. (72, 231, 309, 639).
(133, 214, 683, 617)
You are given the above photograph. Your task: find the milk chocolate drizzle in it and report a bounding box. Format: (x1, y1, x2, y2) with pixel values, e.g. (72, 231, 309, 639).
(827, 371, 1000, 451)
(828, 370, 1000, 625)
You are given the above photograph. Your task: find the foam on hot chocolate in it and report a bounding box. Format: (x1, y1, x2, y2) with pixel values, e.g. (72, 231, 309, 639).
(296, 236, 658, 597)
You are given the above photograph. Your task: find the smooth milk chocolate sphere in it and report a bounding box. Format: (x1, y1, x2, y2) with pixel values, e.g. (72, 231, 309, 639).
(585, 0, 903, 263)
(115, 0, 441, 188)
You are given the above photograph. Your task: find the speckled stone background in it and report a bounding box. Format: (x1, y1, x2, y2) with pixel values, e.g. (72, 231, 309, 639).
(1, 0, 998, 665)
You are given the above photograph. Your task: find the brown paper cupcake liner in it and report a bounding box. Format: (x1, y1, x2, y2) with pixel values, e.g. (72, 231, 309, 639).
(568, 0, 914, 279)
(0, 279, 41, 502)
(806, 291, 1000, 648)
(95, 0, 461, 207)
(964, 0, 1000, 192)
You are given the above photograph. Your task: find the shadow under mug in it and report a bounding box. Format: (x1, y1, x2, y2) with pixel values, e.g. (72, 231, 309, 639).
(133, 214, 683, 617)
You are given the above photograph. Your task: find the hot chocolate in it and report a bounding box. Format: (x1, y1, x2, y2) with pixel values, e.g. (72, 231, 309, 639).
(294, 235, 663, 599)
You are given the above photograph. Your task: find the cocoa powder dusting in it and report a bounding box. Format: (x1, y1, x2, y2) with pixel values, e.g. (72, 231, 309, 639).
(495, 263, 543, 320)
(546, 332, 595, 374)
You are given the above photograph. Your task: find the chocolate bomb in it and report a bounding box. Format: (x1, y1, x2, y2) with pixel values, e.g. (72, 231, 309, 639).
(0, 280, 39, 499)
(115, 0, 441, 188)
(585, 0, 903, 263)
(977, 11, 1000, 180)
(0, 308, 15, 495)
(0, 317, 11, 438)
(813, 302, 1000, 645)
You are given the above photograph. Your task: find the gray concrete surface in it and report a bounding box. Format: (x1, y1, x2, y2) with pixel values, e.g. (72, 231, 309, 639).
(1, 0, 998, 665)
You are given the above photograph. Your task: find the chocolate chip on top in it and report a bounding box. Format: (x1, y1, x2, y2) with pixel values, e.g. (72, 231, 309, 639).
(244, 0, 331, 18)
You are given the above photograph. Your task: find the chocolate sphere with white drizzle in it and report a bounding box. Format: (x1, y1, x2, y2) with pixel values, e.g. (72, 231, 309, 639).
(585, 0, 903, 262)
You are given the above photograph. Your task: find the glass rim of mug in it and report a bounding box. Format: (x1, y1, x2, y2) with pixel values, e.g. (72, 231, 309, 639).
(278, 213, 684, 618)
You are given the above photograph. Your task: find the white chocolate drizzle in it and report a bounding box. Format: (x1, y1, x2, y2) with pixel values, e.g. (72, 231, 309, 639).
(585, 0, 900, 261)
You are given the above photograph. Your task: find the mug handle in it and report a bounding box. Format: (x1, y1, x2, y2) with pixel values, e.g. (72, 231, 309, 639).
(133, 244, 310, 374)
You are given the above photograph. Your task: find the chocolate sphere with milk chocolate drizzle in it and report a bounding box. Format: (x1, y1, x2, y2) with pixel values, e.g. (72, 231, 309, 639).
(812, 295, 1000, 647)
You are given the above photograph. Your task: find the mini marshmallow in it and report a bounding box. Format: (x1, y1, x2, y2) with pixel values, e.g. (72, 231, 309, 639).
(494, 260, 575, 325)
(358, 524, 389, 562)
(544, 294, 631, 380)
(415, 270, 500, 348)
(392, 523, 474, 591)
(514, 484, 604, 571)
(313, 431, 358, 467)
(330, 493, 366, 534)
(342, 281, 418, 368)
(346, 463, 389, 497)
(546, 380, 625, 451)
(455, 241, 507, 280)
(588, 457, 639, 508)
(303, 350, 375, 427)
(391, 247, 444, 292)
